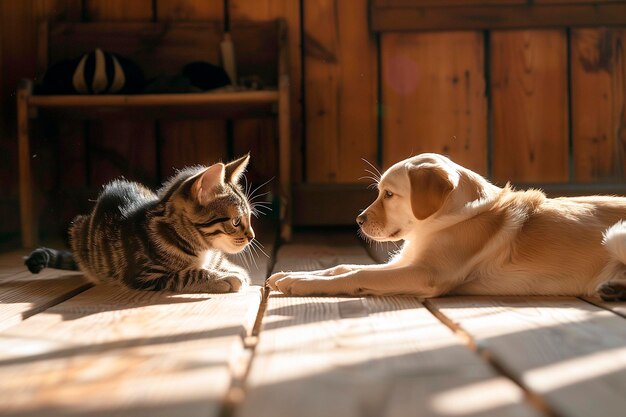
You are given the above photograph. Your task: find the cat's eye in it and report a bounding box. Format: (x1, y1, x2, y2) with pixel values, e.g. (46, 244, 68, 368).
(384, 190, 394, 199)
(232, 217, 241, 227)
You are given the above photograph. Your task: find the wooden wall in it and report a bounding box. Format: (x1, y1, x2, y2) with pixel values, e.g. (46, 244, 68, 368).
(1, 0, 625, 242)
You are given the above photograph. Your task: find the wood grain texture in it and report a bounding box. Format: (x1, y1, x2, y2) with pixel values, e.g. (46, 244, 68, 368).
(82, 0, 157, 189)
(157, 0, 227, 182)
(0, 1, 39, 233)
(304, 0, 378, 183)
(571, 28, 626, 182)
(0, 272, 90, 332)
(237, 237, 540, 417)
(381, 31, 487, 174)
(0, 284, 262, 416)
(158, 121, 226, 180)
(491, 30, 569, 182)
(374, 0, 525, 5)
(0, 248, 90, 331)
(87, 119, 158, 187)
(429, 296, 626, 417)
(35, 1, 86, 235)
(270, 232, 376, 273)
(34, 0, 82, 21)
(370, 2, 626, 31)
(84, 0, 153, 20)
(226, 15, 286, 188)
(230, 0, 303, 182)
(583, 297, 626, 319)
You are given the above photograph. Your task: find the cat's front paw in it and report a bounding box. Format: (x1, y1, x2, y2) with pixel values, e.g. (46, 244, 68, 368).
(209, 272, 249, 293)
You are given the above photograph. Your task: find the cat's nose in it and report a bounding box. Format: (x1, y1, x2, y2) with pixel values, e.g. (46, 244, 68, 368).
(356, 213, 368, 226)
(245, 229, 255, 241)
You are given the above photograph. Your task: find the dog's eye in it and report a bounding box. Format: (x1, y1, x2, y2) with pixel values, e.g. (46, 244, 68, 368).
(232, 217, 241, 227)
(384, 190, 394, 199)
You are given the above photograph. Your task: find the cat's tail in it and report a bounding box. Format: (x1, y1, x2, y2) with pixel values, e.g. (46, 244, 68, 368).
(24, 247, 78, 274)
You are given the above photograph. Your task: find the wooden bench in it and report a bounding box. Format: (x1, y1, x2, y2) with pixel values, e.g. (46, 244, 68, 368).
(17, 20, 291, 248)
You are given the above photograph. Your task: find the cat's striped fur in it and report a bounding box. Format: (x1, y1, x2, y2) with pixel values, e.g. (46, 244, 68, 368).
(25, 155, 255, 293)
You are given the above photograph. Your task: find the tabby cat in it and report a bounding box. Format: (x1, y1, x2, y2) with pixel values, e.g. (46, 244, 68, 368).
(25, 155, 255, 293)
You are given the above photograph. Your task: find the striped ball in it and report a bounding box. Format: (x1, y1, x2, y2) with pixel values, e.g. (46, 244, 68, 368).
(42, 48, 144, 95)
(72, 48, 143, 94)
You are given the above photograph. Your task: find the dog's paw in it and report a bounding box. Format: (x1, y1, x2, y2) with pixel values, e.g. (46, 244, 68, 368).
(270, 274, 352, 296)
(266, 271, 288, 290)
(597, 282, 626, 301)
(271, 275, 318, 296)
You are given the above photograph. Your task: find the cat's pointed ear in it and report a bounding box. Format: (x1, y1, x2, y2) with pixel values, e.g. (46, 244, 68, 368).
(225, 154, 250, 184)
(193, 163, 225, 205)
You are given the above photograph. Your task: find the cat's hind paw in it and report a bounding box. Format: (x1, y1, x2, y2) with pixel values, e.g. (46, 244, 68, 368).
(24, 248, 51, 274)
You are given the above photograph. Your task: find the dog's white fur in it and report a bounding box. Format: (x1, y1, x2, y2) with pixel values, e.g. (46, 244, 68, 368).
(268, 153, 626, 300)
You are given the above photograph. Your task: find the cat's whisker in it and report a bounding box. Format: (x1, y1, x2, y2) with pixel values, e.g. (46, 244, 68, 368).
(249, 177, 275, 200)
(237, 251, 251, 271)
(249, 192, 271, 203)
(247, 243, 261, 269)
(251, 203, 272, 212)
(251, 239, 270, 258)
(254, 239, 265, 248)
(243, 174, 250, 198)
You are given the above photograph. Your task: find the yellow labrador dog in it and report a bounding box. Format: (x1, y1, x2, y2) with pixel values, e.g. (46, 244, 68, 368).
(268, 153, 626, 300)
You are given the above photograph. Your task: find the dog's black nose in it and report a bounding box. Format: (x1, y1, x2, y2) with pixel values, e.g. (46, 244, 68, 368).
(356, 213, 368, 226)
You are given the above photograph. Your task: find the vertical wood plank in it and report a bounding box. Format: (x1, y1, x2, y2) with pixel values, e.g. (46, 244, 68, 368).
(83, 0, 157, 187)
(0, 1, 38, 236)
(35, 0, 86, 236)
(86, 120, 157, 187)
(304, 0, 378, 183)
(157, 0, 222, 19)
(1, 0, 82, 239)
(34, 0, 82, 21)
(381, 31, 487, 174)
(229, 0, 301, 197)
(491, 30, 569, 183)
(229, 0, 302, 186)
(571, 28, 626, 182)
(85, 0, 153, 20)
(157, 0, 227, 181)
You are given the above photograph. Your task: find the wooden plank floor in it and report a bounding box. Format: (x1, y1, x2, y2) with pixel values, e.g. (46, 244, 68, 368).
(0, 231, 625, 416)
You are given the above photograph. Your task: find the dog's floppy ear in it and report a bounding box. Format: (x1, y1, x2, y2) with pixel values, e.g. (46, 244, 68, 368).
(408, 163, 454, 220)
